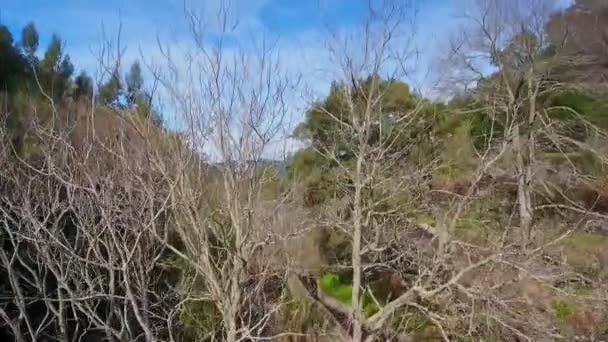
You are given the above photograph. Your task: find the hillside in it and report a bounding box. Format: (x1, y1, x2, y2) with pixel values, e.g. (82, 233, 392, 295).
(1, 1, 608, 341)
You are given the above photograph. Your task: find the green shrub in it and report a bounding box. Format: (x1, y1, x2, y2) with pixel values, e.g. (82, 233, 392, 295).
(361, 292, 379, 317)
(318, 272, 380, 317)
(553, 300, 573, 322)
(319, 273, 352, 304)
(544, 151, 604, 177)
(178, 295, 221, 341)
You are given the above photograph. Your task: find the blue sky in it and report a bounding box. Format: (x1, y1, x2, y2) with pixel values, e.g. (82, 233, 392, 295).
(0, 0, 573, 157)
(1, 0, 575, 91)
(1, 0, 456, 83)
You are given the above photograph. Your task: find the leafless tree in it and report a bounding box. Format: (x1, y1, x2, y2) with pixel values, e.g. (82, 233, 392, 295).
(441, 0, 605, 244)
(288, 0, 502, 340)
(0, 97, 180, 342)
(149, 2, 304, 341)
(288, 1, 608, 341)
(3, 1, 608, 341)
(0, 24, 184, 341)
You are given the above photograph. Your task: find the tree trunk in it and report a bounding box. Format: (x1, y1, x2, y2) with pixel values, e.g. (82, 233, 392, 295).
(514, 125, 533, 246)
(225, 276, 241, 342)
(351, 152, 364, 342)
(225, 225, 243, 342)
(520, 72, 538, 247)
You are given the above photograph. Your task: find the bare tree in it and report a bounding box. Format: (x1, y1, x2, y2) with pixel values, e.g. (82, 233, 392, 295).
(305, 1, 426, 340)
(0, 23, 184, 341)
(0, 93, 180, 342)
(150, 3, 303, 341)
(288, 1, 608, 341)
(442, 0, 595, 245)
(3, 1, 608, 341)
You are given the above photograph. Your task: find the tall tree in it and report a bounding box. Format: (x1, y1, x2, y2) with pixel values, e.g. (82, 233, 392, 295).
(40, 34, 62, 73)
(125, 61, 143, 106)
(0, 25, 26, 92)
(73, 70, 94, 101)
(38, 33, 73, 98)
(59, 55, 74, 80)
(20, 22, 39, 63)
(98, 68, 122, 105)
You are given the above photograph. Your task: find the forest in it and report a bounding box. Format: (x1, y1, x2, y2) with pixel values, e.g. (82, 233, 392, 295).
(1, 0, 608, 341)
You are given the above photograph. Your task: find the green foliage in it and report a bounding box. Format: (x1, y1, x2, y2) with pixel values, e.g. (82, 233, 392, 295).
(563, 232, 608, 253)
(99, 68, 123, 105)
(290, 76, 441, 208)
(41, 34, 62, 71)
(0, 25, 27, 92)
(179, 300, 221, 341)
(294, 77, 433, 160)
(287, 148, 340, 206)
(396, 313, 436, 340)
(287, 148, 326, 179)
(443, 94, 505, 151)
(59, 55, 74, 80)
(434, 120, 477, 184)
(293, 82, 350, 154)
(553, 300, 573, 322)
(469, 109, 504, 150)
(126, 61, 144, 105)
(544, 151, 605, 177)
(318, 272, 379, 317)
(38, 33, 73, 98)
(547, 91, 608, 139)
(555, 232, 608, 274)
(454, 196, 511, 243)
(361, 294, 380, 317)
(259, 165, 288, 200)
(319, 273, 352, 303)
(73, 70, 94, 100)
(170, 255, 222, 341)
(20, 22, 39, 60)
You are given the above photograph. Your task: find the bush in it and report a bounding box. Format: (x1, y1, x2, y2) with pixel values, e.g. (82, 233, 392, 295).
(553, 300, 573, 322)
(319, 273, 352, 304)
(318, 272, 379, 317)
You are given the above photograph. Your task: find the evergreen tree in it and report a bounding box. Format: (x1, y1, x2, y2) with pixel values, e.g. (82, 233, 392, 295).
(73, 70, 94, 101)
(99, 68, 122, 105)
(39, 34, 73, 98)
(59, 55, 74, 80)
(20, 22, 39, 62)
(125, 61, 144, 106)
(41, 34, 62, 72)
(0, 25, 26, 91)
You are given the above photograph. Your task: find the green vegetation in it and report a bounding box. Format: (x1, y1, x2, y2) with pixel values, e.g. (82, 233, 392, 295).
(560, 232, 608, 273)
(319, 273, 353, 303)
(179, 300, 221, 341)
(2, 0, 608, 340)
(553, 300, 574, 322)
(318, 272, 379, 318)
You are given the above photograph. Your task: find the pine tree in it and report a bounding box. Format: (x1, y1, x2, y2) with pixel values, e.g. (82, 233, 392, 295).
(20, 22, 39, 63)
(125, 61, 144, 106)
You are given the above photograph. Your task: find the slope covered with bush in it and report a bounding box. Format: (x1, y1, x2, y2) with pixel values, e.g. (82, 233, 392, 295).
(1, 1, 608, 341)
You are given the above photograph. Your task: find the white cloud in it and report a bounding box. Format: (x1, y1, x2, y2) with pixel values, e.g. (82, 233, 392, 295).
(5, 0, 470, 158)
